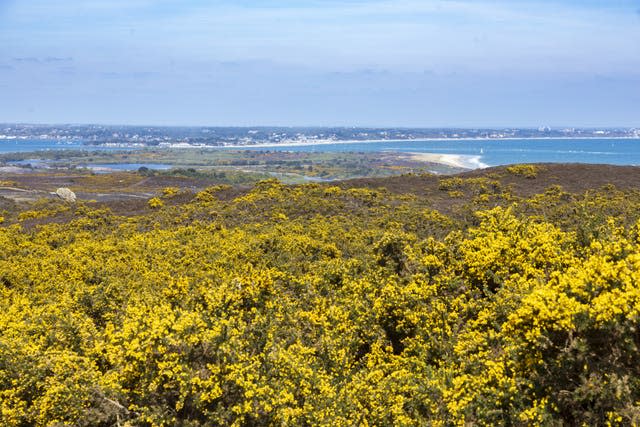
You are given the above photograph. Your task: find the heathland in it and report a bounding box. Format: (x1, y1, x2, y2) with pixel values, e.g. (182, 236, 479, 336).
(2, 163, 640, 425)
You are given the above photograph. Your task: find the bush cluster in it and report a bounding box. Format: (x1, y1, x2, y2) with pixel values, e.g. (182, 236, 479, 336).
(1, 179, 640, 425)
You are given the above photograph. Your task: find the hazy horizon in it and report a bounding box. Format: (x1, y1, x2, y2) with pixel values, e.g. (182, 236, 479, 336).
(1, 0, 639, 127)
(2, 122, 638, 130)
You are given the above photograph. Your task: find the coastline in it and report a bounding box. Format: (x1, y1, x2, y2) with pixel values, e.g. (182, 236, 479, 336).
(187, 136, 640, 150)
(4, 136, 637, 151)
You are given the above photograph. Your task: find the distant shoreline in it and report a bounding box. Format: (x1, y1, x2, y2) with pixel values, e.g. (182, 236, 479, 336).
(2, 135, 639, 150)
(163, 136, 640, 150)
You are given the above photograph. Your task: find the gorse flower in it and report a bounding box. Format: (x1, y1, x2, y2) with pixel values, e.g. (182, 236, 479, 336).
(1, 178, 640, 425)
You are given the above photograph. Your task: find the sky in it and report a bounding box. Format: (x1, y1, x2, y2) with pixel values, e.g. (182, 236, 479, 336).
(0, 0, 639, 127)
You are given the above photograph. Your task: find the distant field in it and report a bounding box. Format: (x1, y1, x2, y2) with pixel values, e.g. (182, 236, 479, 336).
(0, 148, 464, 185)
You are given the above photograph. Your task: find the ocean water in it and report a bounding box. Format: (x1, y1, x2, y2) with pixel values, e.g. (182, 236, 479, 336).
(240, 138, 640, 168)
(85, 163, 172, 171)
(2, 138, 640, 169)
(0, 140, 130, 153)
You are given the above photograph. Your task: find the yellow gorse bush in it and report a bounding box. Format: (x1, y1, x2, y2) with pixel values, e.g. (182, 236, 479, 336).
(2, 178, 640, 425)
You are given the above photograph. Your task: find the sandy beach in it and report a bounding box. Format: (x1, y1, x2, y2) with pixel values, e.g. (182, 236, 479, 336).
(405, 152, 489, 169)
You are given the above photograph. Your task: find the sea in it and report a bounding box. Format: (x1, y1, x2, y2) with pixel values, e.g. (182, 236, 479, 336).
(2, 138, 640, 169)
(0, 140, 133, 153)
(241, 138, 640, 169)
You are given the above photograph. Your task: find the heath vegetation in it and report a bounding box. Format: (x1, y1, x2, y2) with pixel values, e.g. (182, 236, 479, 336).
(2, 165, 640, 425)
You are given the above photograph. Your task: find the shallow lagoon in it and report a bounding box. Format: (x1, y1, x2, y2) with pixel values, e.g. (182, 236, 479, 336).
(84, 163, 172, 172)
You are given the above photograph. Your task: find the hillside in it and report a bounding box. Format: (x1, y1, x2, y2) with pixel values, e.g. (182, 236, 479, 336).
(2, 164, 640, 425)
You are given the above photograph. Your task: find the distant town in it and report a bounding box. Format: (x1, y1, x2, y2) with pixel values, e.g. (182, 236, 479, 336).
(1, 124, 639, 147)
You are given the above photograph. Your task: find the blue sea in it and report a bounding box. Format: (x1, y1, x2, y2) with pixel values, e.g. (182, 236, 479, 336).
(0, 139, 133, 153)
(2, 138, 640, 169)
(241, 138, 640, 168)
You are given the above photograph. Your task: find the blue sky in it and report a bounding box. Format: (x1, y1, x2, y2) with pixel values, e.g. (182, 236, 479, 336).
(1, 0, 639, 127)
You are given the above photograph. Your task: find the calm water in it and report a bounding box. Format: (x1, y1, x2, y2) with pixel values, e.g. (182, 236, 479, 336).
(7, 159, 172, 172)
(86, 163, 172, 171)
(240, 138, 640, 168)
(3, 138, 640, 169)
(0, 139, 133, 153)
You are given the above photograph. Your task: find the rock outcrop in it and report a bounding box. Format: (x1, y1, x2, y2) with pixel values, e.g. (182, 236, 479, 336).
(55, 187, 77, 203)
